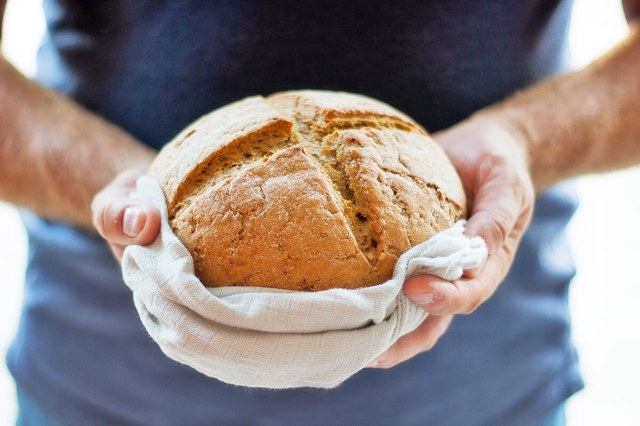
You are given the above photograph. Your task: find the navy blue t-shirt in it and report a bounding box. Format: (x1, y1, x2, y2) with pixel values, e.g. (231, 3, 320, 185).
(8, 1, 583, 425)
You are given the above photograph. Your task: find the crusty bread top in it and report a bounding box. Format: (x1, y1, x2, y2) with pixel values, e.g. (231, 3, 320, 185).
(148, 90, 466, 291)
(148, 97, 293, 217)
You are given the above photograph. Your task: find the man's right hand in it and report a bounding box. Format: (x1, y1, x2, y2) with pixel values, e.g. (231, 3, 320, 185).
(92, 166, 161, 261)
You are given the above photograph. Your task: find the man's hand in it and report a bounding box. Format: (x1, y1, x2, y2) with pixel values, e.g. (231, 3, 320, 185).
(368, 116, 535, 368)
(92, 166, 161, 260)
(370, 20, 640, 370)
(369, 23, 640, 368)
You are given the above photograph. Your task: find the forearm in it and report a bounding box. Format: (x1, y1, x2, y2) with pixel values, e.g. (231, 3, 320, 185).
(0, 57, 155, 228)
(474, 24, 640, 190)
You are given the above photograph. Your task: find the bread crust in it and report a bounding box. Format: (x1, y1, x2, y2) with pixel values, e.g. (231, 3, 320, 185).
(149, 91, 466, 291)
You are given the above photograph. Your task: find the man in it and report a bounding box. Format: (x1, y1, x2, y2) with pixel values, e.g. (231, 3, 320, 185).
(1, 1, 639, 424)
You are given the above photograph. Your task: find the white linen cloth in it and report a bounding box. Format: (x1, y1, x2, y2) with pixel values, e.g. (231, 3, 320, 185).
(122, 176, 487, 389)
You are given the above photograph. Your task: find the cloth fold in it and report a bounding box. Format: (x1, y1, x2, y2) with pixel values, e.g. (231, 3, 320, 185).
(121, 176, 487, 389)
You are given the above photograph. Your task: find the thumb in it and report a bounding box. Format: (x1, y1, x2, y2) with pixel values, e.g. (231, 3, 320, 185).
(93, 195, 161, 247)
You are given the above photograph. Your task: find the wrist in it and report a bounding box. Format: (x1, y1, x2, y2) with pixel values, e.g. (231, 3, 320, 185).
(472, 109, 531, 156)
(443, 111, 532, 172)
(464, 109, 537, 188)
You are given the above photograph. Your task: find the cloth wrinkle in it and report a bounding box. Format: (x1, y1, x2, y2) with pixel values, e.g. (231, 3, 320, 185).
(122, 176, 488, 389)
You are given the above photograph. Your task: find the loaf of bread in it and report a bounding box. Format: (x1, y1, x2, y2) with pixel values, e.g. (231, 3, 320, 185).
(148, 90, 466, 291)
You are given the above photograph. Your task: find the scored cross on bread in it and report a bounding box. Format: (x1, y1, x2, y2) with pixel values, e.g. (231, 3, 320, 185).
(148, 90, 466, 291)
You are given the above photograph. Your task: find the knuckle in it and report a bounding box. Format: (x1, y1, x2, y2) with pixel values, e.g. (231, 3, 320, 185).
(471, 211, 511, 255)
(373, 353, 397, 370)
(94, 203, 113, 237)
(510, 175, 533, 212)
(478, 152, 509, 177)
(91, 206, 104, 233)
(504, 170, 535, 218)
(102, 203, 123, 238)
(462, 276, 498, 315)
(490, 212, 512, 247)
(99, 199, 133, 243)
(430, 291, 455, 315)
(421, 335, 438, 352)
(91, 193, 108, 226)
(481, 280, 496, 301)
(520, 194, 535, 223)
(463, 296, 483, 315)
(378, 360, 397, 369)
(472, 211, 511, 255)
(480, 154, 534, 206)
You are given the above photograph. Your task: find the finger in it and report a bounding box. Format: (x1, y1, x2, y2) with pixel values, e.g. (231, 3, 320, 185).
(465, 164, 533, 255)
(93, 196, 161, 247)
(367, 315, 453, 369)
(466, 181, 521, 253)
(403, 240, 515, 315)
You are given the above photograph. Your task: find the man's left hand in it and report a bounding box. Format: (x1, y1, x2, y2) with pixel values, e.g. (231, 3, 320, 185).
(368, 115, 535, 368)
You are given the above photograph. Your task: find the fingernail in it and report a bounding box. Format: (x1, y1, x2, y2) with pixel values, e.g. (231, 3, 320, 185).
(123, 207, 145, 238)
(366, 360, 380, 368)
(414, 293, 434, 306)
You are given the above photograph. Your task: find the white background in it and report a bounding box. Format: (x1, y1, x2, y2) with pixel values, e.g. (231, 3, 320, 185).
(1, 0, 639, 424)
